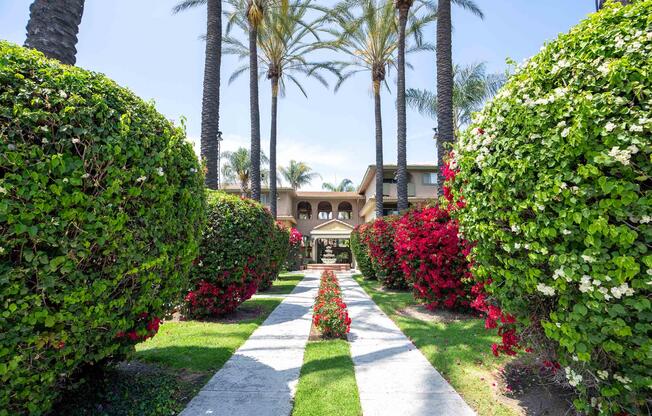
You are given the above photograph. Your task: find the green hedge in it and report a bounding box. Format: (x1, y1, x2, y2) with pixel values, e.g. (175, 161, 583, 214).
(184, 191, 275, 316)
(259, 222, 290, 291)
(451, 2, 651, 414)
(351, 224, 375, 279)
(0, 42, 206, 415)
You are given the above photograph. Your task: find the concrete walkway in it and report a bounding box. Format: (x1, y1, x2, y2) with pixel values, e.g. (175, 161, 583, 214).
(180, 272, 320, 416)
(339, 272, 476, 416)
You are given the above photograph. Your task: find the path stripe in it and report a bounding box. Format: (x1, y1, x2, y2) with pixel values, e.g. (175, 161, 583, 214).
(339, 273, 476, 416)
(180, 273, 319, 416)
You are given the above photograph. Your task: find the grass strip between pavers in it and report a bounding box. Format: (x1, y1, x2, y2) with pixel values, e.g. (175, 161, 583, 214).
(352, 274, 519, 416)
(292, 339, 362, 416)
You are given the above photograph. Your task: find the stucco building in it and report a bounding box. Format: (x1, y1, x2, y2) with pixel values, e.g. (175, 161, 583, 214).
(223, 164, 438, 266)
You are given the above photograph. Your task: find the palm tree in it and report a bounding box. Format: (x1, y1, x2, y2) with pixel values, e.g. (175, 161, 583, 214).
(279, 160, 320, 190)
(224, 0, 339, 218)
(407, 62, 505, 133)
(328, 0, 434, 217)
(24, 0, 85, 65)
(222, 147, 270, 196)
(322, 179, 356, 192)
(435, 0, 482, 196)
(173, 0, 222, 190)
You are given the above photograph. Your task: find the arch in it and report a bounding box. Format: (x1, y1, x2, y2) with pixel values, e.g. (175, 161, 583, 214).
(317, 201, 333, 220)
(337, 201, 353, 220)
(298, 201, 312, 220)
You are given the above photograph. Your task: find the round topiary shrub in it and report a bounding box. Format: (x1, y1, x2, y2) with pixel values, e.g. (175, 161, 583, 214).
(351, 224, 375, 279)
(364, 216, 407, 289)
(259, 222, 290, 291)
(395, 206, 472, 310)
(450, 2, 651, 414)
(0, 42, 206, 415)
(184, 191, 275, 316)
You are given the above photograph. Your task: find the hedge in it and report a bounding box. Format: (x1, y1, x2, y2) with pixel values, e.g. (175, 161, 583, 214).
(184, 192, 275, 316)
(285, 227, 303, 271)
(259, 222, 290, 291)
(312, 271, 351, 338)
(364, 216, 407, 289)
(395, 206, 472, 310)
(350, 224, 375, 279)
(0, 42, 206, 415)
(450, 2, 651, 414)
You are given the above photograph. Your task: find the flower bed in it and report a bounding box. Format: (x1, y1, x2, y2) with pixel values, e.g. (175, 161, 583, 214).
(312, 271, 351, 338)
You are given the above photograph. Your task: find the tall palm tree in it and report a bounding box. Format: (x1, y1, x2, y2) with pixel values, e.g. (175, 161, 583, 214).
(174, 0, 222, 190)
(222, 147, 270, 196)
(407, 62, 505, 133)
(24, 0, 85, 65)
(328, 0, 434, 217)
(322, 178, 356, 192)
(435, 0, 482, 196)
(224, 0, 339, 218)
(279, 160, 320, 190)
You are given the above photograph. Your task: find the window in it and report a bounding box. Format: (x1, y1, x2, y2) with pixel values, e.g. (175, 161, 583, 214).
(318, 201, 333, 220)
(298, 201, 312, 219)
(260, 193, 269, 205)
(383, 204, 399, 216)
(337, 202, 353, 220)
(422, 172, 437, 185)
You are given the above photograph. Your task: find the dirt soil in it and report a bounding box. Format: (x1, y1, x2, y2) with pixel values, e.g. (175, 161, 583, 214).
(169, 304, 266, 324)
(396, 304, 477, 323)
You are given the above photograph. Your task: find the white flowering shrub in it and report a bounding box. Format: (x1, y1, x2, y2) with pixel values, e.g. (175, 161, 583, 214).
(450, 2, 651, 414)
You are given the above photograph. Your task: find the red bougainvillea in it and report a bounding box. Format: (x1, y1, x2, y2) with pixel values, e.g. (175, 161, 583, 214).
(313, 271, 351, 338)
(185, 276, 259, 316)
(289, 228, 303, 246)
(115, 312, 162, 343)
(395, 206, 472, 310)
(364, 216, 407, 289)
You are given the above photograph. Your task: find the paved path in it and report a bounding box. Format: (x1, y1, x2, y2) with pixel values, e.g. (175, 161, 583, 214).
(180, 272, 320, 416)
(339, 272, 476, 416)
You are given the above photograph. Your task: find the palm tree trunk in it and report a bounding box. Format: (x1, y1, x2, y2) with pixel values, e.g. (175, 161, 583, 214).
(396, 6, 409, 212)
(436, 0, 454, 197)
(249, 23, 261, 202)
(25, 0, 85, 65)
(373, 81, 384, 218)
(269, 77, 279, 218)
(200, 0, 222, 189)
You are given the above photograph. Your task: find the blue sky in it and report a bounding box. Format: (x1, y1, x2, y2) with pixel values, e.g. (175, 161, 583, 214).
(0, 0, 594, 190)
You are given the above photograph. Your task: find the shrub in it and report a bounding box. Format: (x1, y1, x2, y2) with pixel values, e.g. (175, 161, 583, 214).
(259, 222, 290, 291)
(0, 42, 205, 415)
(364, 216, 407, 289)
(312, 271, 351, 338)
(184, 192, 275, 317)
(350, 224, 375, 279)
(450, 2, 651, 414)
(395, 206, 472, 310)
(285, 228, 303, 271)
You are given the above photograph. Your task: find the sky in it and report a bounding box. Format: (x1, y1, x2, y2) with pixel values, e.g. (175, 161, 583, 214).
(0, 0, 595, 190)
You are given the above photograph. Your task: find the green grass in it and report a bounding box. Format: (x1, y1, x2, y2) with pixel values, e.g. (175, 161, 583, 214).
(292, 340, 362, 416)
(54, 297, 283, 416)
(353, 274, 518, 416)
(261, 272, 305, 295)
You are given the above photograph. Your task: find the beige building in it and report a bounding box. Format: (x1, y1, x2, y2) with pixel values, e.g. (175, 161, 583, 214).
(223, 164, 437, 265)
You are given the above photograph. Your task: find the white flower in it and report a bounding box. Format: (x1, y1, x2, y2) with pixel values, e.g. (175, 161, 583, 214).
(592, 279, 601, 286)
(591, 397, 599, 408)
(42, 138, 49, 144)
(7, 144, 16, 150)
(511, 224, 520, 233)
(156, 167, 164, 177)
(81, 173, 90, 179)
(579, 275, 593, 293)
(597, 370, 609, 380)
(597, 62, 610, 76)
(647, 269, 652, 276)
(614, 374, 632, 385)
(556, 322, 562, 328)
(560, 182, 568, 189)
(553, 267, 564, 280)
(565, 367, 583, 387)
(605, 122, 617, 132)
(0, 247, 5, 255)
(562, 229, 572, 235)
(62, 178, 69, 183)
(475, 153, 486, 165)
(561, 128, 570, 138)
(190, 168, 197, 174)
(582, 255, 595, 263)
(639, 215, 651, 224)
(629, 124, 643, 133)
(0, 186, 6, 195)
(514, 243, 522, 249)
(71, 138, 81, 144)
(610, 282, 634, 299)
(136, 176, 147, 183)
(58, 90, 68, 99)
(537, 283, 556, 296)
(598, 287, 612, 300)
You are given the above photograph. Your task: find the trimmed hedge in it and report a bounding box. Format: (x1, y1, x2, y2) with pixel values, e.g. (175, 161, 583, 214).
(184, 192, 275, 316)
(312, 271, 351, 338)
(0, 42, 205, 415)
(285, 227, 303, 271)
(350, 224, 375, 279)
(395, 206, 472, 310)
(364, 216, 407, 289)
(259, 222, 290, 291)
(451, 2, 651, 414)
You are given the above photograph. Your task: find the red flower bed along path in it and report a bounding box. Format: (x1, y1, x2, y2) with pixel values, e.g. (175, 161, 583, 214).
(312, 271, 351, 338)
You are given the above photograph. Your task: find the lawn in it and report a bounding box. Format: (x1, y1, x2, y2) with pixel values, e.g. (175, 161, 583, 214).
(53, 297, 283, 416)
(292, 339, 362, 416)
(261, 272, 305, 295)
(353, 274, 519, 416)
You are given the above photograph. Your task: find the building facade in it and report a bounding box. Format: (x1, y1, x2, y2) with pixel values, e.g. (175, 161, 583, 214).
(223, 164, 437, 265)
